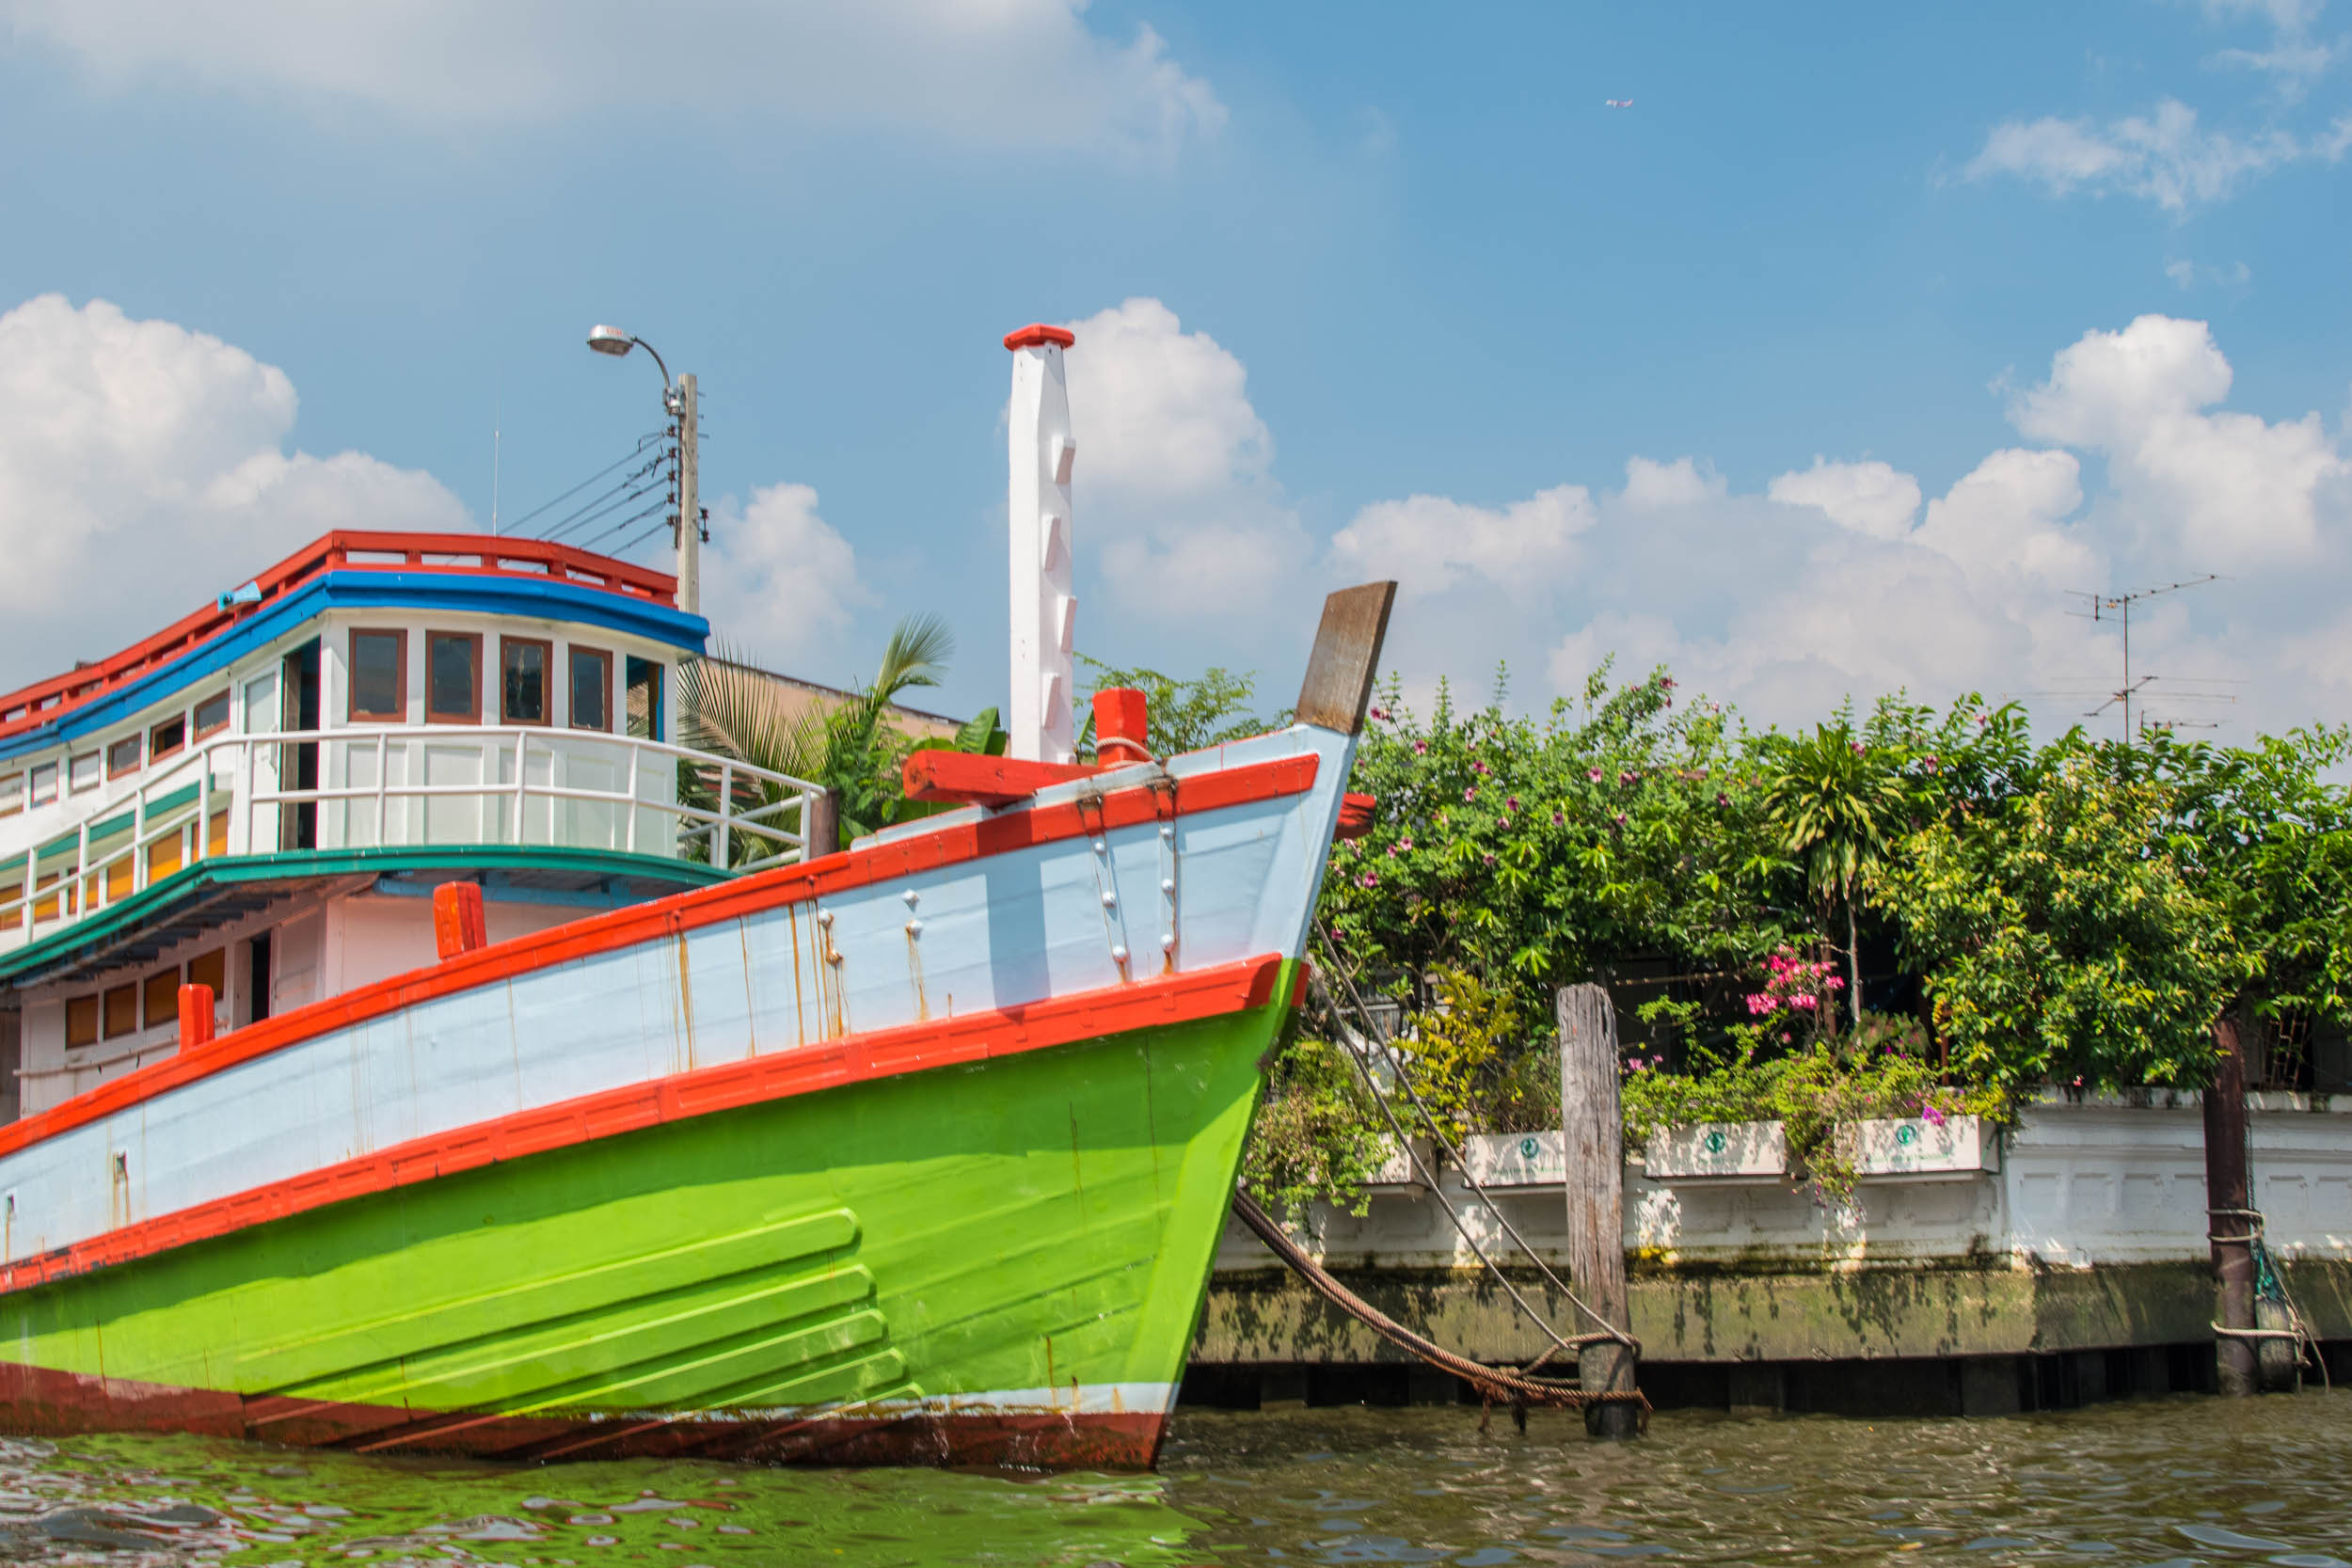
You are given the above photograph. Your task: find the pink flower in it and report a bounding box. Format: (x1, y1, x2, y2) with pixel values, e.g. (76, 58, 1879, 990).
(1825, 975, 1846, 990)
(1850, 742, 1865, 756)
(1505, 796, 1519, 812)
(1359, 872, 1380, 889)
(1413, 740, 1428, 754)
(1473, 760, 1490, 775)
(1618, 770, 1636, 785)
(1922, 1105, 1947, 1127)
(1625, 1056, 1644, 1072)
(1397, 836, 1413, 851)
(1463, 786, 1478, 801)
(1715, 792, 1729, 807)
(1500, 816, 1512, 829)
(1661, 676, 1677, 689)
(1482, 851, 1497, 865)
(1793, 993, 1816, 1008)
(1612, 813, 1627, 827)
(1551, 811, 1565, 826)
(1588, 768, 1604, 782)
(1369, 705, 1389, 721)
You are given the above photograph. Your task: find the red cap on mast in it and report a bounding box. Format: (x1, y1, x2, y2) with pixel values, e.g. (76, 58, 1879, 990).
(1003, 324, 1075, 351)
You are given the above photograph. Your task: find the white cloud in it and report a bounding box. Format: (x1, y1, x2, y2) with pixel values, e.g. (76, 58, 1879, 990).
(1620, 455, 1725, 511)
(1329, 485, 1596, 602)
(2010, 314, 2346, 562)
(1268, 313, 2352, 742)
(2204, 0, 2342, 98)
(1963, 98, 2346, 211)
(1057, 297, 1311, 621)
(2, 0, 1223, 157)
(0, 293, 467, 683)
(698, 483, 872, 666)
(1768, 458, 1922, 540)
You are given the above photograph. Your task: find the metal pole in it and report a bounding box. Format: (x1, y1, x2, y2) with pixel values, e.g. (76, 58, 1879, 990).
(675, 372, 700, 617)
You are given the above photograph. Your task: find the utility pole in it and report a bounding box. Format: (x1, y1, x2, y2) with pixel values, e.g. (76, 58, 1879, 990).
(586, 325, 702, 615)
(674, 372, 700, 617)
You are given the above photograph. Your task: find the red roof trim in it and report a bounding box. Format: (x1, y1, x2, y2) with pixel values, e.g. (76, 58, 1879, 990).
(0, 532, 679, 744)
(0, 954, 1291, 1297)
(0, 753, 1319, 1163)
(1002, 324, 1075, 351)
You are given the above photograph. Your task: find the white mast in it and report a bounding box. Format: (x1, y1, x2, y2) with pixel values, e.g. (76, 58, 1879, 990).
(1004, 323, 1077, 764)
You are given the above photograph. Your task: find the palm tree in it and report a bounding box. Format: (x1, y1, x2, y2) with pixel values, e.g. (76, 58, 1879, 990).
(1764, 721, 1907, 1030)
(676, 614, 956, 862)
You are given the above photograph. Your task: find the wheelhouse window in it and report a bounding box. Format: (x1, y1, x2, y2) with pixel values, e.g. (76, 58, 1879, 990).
(150, 715, 186, 761)
(193, 689, 231, 738)
(68, 752, 100, 794)
(349, 629, 406, 722)
(501, 639, 551, 725)
(65, 996, 99, 1050)
(28, 763, 57, 807)
(0, 771, 19, 818)
(568, 647, 612, 732)
(426, 633, 482, 723)
(107, 734, 142, 779)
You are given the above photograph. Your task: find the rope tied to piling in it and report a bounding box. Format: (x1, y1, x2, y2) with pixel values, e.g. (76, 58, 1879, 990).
(2203, 1204, 2330, 1390)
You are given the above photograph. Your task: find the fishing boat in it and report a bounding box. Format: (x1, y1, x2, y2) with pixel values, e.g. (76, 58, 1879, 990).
(0, 323, 1391, 1469)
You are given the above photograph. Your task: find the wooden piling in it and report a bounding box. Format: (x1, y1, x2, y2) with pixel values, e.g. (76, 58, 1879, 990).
(804, 786, 844, 862)
(1558, 982, 1638, 1437)
(2203, 1012, 2256, 1397)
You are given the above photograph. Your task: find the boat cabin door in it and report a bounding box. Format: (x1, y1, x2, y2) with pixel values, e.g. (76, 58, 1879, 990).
(279, 640, 320, 850)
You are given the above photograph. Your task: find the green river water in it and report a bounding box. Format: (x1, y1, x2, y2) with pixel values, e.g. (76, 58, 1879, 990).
(0, 1393, 2344, 1565)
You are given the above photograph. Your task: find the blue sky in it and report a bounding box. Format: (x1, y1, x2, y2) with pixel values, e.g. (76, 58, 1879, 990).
(3, 0, 2348, 738)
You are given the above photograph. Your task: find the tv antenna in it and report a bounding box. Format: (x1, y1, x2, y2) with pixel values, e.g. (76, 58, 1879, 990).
(2063, 575, 2220, 743)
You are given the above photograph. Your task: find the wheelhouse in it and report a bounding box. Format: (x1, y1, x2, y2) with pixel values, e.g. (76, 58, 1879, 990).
(0, 532, 818, 1117)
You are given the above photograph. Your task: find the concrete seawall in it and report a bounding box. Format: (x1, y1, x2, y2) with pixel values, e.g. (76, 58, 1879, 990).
(1189, 1092, 2352, 1415)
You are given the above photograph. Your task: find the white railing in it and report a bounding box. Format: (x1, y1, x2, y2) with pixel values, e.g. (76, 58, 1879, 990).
(0, 724, 823, 950)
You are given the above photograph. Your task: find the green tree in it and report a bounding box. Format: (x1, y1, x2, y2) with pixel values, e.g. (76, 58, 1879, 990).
(1875, 739, 2249, 1093)
(1761, 718, 1910, 1029)
(1074, 657, 1266, 758)
(1325, 662, 1800, 1056)
(677, 613, 982, 859)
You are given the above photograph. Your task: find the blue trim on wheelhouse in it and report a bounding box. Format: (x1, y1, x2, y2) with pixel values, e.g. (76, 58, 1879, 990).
(0, 572, 708, 764)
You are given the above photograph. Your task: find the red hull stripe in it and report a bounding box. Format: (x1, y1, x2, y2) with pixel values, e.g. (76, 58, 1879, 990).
(0, 753, 1317, 1165)
(0, 955, 1296, 1298)
(0, 1357, 1167, 1468)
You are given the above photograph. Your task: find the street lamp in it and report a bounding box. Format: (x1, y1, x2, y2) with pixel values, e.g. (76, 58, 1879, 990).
(585, 325, 698, 615)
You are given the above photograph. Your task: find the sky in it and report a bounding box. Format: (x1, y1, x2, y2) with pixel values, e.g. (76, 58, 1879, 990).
(3, 0, 2350, 742)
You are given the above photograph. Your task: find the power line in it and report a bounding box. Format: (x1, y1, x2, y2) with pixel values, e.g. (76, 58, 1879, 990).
(504, 431, 668, 535)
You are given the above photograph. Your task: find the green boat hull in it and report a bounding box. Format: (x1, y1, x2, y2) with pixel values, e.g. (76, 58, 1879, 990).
(0, 967, 1293, 1469)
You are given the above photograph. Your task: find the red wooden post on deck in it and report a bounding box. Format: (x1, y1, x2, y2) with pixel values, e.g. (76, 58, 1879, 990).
(434, 881, 488, 960)
(178, 984, 215, 1051)
(1093, 688, 1151, 764)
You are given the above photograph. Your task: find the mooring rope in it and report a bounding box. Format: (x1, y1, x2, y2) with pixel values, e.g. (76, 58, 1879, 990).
(1231, 1186, 1650, 1421)
(1311, 927, 1640, 1356)
(2206, 1204, 2331, 1391)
